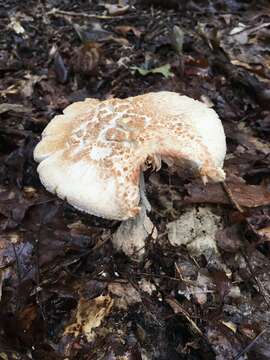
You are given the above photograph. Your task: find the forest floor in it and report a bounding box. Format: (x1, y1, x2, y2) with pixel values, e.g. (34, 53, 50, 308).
(0, 0, 270, 359)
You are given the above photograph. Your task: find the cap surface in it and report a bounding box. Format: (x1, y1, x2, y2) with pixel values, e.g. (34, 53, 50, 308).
(34, 91, 226, 220)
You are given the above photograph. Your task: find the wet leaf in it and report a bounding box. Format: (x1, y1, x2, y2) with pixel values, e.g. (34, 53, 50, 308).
(131, 64, 174, 78)
(0, 103, 30, 115)
(108, 282, 141, 310)
(8, 16, 25, 35)
(216, 225, 242, 253)
(73, 43, 101, 75)
(114, 25, 142, 38)
(54, 53, 68, 84)
(185, 181, 270, 208)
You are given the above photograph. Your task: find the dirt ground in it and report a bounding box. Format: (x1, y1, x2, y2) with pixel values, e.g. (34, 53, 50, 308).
(0, 0, 270, 359)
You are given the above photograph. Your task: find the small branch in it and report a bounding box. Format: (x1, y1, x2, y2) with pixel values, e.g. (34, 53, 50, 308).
(234, 328, 267, 360)
(229, 22, 270, 37)
(47, 7, 119, 20)
(222, 181, 244, 213)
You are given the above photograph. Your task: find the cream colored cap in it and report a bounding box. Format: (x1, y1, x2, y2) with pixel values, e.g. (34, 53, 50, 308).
(34, 92, 226, 220)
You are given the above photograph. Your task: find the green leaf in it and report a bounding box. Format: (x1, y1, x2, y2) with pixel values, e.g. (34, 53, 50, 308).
(131, 64, 174, 78)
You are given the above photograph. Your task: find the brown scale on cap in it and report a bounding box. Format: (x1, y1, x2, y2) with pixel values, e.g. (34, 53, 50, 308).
(34, 92, 226, 220)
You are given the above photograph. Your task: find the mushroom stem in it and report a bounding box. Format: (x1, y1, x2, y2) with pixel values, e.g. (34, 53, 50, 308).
(112, 172, 156, 259)
(139, 172, 151, 212)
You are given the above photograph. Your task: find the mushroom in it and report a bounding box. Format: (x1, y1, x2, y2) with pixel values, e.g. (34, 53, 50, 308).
(34, 91, 226, 258)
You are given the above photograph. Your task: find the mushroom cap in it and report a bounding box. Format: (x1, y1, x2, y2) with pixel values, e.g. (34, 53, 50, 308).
(34, 91, 226, 220)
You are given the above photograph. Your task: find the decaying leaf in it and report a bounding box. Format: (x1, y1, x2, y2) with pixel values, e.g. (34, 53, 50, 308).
(219, 21, 270, 80)
(220, 320, 237, 333)
(185, 182, 270, 208)
(54, 52, 68, 84)
(177, 271, 215, 305)
(108, 282, 141, 310)
(8, 16, 25, 35)
(131, 64, 174, 78)
(0, 103, 30, 115)
(0, 270, 3, 302)
(215, 225, 242, 253)
(73, 43, 102, 75)
(115, 25, 142, 38)
(257, 226, 270, 241)
(104, 4, 130, 16)
(65, 295, 113, 341)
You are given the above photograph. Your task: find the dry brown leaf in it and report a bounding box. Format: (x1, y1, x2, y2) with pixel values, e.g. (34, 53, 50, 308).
(185, 182, 270, 208)
(114, 25, 142, 38)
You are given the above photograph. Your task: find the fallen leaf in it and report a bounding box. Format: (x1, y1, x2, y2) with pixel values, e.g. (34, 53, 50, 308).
(20, 73, 46, 98)
(185, 182, 270, 208)
(9, 16, 25, 35)
(65, 295, 113, 341)
(114, 25, 142, 38)
(73, 23, 130, 47)
(108, 282, 141, 310)
(73, 43, 101, 75)
(210, 270, 231, 300)
(18, 304, 38, 331)
(0, 103, 30, 115)
(216, 225, 242, 253)
(207, 325, 243, 359)
(220, 320, 237, 333)
(54, 52, 68, 84)
(104, 4, 130, 16)
(257, 226, 270, 240)
(131, 64, 174, 78)
(0, 353, 8, 360)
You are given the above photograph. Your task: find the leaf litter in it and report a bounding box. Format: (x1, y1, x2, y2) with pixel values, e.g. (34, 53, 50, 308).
(0, 0, 270, 359)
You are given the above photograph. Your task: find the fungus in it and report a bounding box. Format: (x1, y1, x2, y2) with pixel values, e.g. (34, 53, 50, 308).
(34, 91, 226, 258)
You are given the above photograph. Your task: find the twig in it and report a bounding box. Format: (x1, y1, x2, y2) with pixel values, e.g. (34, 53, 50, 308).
(234, 328, 267, 360)
(229, 22, 270, 37)
(222, 181, 244, 213)
(47, 7, 118, 20)
(134, 271, 199, 286)
(241, 250, 270, 308)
